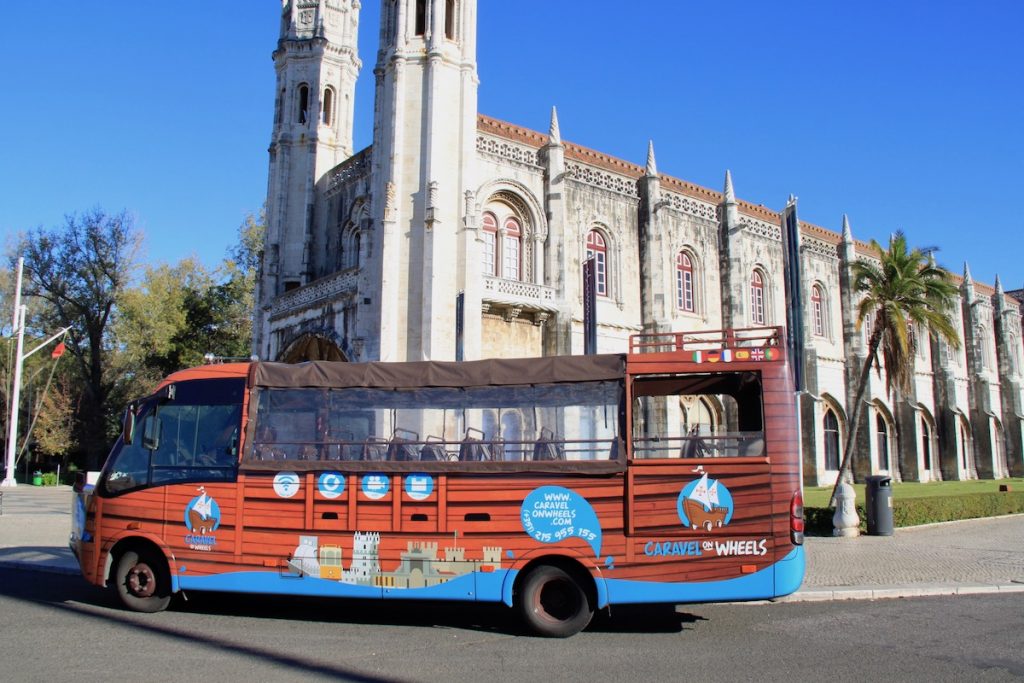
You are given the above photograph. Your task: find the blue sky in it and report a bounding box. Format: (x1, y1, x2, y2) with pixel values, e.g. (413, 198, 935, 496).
(2, 1, 1021, 290)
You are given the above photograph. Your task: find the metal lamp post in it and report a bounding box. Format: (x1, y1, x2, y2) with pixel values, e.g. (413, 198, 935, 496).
(2, 258, 70, 487)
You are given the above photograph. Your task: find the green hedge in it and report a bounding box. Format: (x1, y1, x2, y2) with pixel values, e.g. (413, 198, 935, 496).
(805, 491, 1024, 535)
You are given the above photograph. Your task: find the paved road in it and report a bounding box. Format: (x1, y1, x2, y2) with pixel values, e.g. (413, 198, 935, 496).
(1, 567, 1022, 682)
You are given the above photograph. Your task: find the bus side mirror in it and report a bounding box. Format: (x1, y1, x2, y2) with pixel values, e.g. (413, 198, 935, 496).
(122, 408, 135, 446)
(141, 415, 162, 451)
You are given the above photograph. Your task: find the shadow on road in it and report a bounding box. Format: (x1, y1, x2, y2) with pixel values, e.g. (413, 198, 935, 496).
(0, 565, 697, 654)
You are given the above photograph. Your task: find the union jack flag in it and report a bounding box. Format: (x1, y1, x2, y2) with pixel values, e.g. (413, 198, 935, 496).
(751, 348, 766, 361)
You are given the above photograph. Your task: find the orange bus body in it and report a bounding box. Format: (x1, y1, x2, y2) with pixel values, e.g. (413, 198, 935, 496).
(71, 328, 804, 636)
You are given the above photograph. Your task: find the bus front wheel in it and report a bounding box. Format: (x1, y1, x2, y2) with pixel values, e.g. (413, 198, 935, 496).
(113, 548, 171, 613)
(516, 565, 593, 637)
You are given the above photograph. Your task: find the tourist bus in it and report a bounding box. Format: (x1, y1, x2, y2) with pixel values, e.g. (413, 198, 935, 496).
(71, 326, 804, 637)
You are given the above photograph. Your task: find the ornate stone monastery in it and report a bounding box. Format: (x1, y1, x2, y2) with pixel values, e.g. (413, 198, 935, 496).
(255, 0, 1023, 485)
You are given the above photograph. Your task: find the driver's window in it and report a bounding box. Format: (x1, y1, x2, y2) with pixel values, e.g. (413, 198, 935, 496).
(105, 404, 155, 493)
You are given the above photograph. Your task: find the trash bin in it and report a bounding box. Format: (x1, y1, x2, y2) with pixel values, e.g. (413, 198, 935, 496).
(865, 475, 893, 536)
(32, 470, 43, 486)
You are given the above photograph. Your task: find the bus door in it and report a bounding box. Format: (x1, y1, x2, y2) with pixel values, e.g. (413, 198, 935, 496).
(625, 368, 775, 580)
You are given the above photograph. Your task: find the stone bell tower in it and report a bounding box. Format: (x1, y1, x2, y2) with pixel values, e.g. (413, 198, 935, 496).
(256, 0, 361, 353)
(357, 0, 480, 362)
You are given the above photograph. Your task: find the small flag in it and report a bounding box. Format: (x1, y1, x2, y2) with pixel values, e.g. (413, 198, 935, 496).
(764, 347, 778, 361)
(691, 351, 702, 363)
(51, 342, 66, 359)
(722, 349, 732, 363)
(707, 351, 721, 363)
(734, 349, 750, 361)
(751, 348, 765, 361)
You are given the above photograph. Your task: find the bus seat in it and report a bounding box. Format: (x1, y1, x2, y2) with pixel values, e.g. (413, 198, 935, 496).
(741, 436, 765, 456)
(361, 437, 388, 462)
(533, 428, 565, 461)
(420, 437, 447, 461)
(459, 428, 489, 461)
(387, 429, 420, 462)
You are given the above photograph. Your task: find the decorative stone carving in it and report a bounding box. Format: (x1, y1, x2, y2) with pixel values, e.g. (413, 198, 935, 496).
(565, 162, 639, 198)
(476, 135, 541, 167)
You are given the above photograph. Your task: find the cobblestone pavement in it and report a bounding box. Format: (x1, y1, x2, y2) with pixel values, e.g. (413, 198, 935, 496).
(1, 484, 1022, 600)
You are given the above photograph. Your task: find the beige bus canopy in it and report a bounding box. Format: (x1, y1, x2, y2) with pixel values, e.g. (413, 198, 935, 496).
(250, 354, 626, 390)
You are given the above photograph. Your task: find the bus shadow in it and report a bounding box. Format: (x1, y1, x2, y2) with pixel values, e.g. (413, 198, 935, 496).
(0, 567, 701, 638)
(178, 591, 701, 635)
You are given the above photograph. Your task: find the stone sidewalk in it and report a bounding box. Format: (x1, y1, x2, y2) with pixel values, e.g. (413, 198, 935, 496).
(1, 484, 1022, 601)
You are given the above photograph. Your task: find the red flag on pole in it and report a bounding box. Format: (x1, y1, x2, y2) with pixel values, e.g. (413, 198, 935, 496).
(51, 342, 66, 359)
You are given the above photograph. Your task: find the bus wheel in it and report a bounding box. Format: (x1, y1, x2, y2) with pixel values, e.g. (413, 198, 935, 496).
(516, 565, 593, 638)
(113, 548, 171, 613)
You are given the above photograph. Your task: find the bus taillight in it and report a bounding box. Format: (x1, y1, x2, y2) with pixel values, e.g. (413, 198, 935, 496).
(790, 491, 804, 545)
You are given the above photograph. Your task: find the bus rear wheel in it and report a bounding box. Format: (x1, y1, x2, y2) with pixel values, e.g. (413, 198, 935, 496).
(113, 548, 171, 613)
(516, 565, 593, 637)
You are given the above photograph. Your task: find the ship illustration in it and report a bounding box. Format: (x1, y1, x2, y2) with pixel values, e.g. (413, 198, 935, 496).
(683, 473, 728, 531)
(187, 489, 217, 534)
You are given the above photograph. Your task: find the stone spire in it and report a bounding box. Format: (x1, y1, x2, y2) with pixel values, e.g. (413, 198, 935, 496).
(995, 274, 1004, 295)
(963, 262, 973, 286)
(723, 169, 735, 204)
(549, 106, 561, 145)
(841, 214, 853, 243)
(645, 140, 658, 177)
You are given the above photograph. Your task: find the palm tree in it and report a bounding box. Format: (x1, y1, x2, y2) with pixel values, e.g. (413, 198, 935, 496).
(830, 232, 961, 506)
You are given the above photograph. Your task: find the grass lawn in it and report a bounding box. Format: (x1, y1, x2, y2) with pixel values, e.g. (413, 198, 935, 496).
(804, 477, 1023, 508)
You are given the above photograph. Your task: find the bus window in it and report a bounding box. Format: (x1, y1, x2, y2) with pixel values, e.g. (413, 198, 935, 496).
(631, 371, 764, 459)
(101, 378, 244, 495)
(245, 381, 622, 464)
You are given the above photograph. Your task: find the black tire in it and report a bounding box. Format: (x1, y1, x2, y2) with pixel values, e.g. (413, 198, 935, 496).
(112, 548, 171, 613)
(516, 565, 593, 637)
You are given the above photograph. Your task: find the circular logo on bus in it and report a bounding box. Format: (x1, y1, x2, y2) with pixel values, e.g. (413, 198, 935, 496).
(361, 473, 389, 500)
(677, 473, 734, 531)
(404, 474, 433, 501)
(317, 472, 345, 499)
(273, 471, 301, 498)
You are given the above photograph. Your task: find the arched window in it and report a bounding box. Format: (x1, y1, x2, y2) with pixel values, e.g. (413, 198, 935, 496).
(414, 0, 427, 35)
(341, 228, 361, 270)
(876, 413, 889, 471)
(811, 284, 825, 337)
(502, 217, 522, 280)
(481, 212, 497, 276)
(444, 0, 456, 39)
(297, 83, 310, 124)
(750, 270, 766, 325)
(676, 251, 695, 312)
(322, 87, 335, 126)
(921, 416, 932, 470)
(586, 230, 608, 297)
(823, 408, 840, 470)
(959, 418, 972, 470)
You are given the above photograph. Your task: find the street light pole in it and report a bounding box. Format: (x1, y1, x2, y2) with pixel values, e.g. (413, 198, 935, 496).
(2, 258, 70, 488)
(2, 258, 25, 487)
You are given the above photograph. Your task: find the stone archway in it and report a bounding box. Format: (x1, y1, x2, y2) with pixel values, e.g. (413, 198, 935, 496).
(278, 334, 348, 363)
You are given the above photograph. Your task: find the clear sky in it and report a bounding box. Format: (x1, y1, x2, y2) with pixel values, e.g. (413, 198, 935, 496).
(2, 1, 1021, 290)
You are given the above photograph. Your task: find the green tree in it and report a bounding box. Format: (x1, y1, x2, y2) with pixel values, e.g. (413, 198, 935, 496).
(831, 232, 961, 504)
(15, 208, 141, 468)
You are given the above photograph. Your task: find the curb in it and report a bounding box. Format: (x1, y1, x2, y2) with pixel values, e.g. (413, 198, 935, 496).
(781, 582, 1024, 602)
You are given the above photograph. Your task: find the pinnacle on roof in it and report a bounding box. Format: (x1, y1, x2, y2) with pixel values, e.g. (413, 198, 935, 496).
(963, 261, 973, 286)
(723, 170, 735, 204)
(549, 106, 561, 145)
(841, 214, 853, 242)
(645, 140, 657, 177)
(995, 274, 1003, 294)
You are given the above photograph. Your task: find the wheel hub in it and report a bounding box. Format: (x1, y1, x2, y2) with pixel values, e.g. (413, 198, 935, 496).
(126, 562, 156, 598)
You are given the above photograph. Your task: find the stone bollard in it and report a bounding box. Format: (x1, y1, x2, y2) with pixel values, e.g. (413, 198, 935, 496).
(832, 481, 860, 537)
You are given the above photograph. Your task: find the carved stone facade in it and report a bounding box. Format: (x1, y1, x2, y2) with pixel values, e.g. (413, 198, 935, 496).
(255, 0, 1023, 484)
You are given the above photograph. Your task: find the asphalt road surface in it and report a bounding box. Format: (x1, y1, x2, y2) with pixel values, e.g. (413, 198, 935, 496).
(2, 568, 1021, 682)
